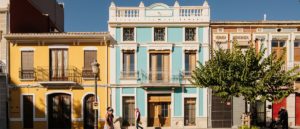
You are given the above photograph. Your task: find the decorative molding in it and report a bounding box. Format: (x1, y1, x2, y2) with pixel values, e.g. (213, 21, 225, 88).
(147, 43, 173, 50)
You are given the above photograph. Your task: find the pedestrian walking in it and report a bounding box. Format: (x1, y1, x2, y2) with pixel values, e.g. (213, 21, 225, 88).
(104, 107, 114, 129)
(279, 107, 289, 129)
(135, 108, 143, 129)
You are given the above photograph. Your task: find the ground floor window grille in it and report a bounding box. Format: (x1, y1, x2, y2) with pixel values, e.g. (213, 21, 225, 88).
(184, 98, 196, 126)
(122, 97, 135, 126)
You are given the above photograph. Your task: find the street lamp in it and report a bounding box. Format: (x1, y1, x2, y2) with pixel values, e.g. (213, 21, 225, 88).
(91, 59, 99, 129)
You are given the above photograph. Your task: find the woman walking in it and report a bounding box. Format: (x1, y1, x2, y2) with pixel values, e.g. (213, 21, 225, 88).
(104, 107, 114, 129)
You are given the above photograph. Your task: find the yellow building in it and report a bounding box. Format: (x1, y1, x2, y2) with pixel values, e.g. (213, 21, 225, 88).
(5, 32, 111, 129)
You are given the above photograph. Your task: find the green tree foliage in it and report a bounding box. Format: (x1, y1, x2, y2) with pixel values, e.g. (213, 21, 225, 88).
(190, 40, 299, 102)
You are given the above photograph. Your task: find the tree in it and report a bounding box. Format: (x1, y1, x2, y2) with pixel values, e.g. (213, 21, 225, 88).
(190, 40, 299, 103)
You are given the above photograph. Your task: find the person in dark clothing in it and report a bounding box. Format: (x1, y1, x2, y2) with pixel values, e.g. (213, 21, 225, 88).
(279, 107, 289, 129)
(135, 108, 143, 129)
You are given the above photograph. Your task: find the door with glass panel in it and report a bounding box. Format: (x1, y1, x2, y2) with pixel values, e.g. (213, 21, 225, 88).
(185, 51, 196, 77)
(84, 94, 95, 129)
(48, 93, 71, 129)
(50, 49, 68, 81)
(148, 95, 171, 127)
(122, 50, 135, 79)
(122, 97, 135, 126)
(184, 98, 196, 126)
(149, 53, 169, 83)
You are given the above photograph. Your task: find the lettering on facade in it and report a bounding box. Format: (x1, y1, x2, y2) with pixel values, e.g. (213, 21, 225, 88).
(233, 35, 250, 41)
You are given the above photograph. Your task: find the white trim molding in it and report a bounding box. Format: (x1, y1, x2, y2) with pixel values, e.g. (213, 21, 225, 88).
(83, 46, 98, 50)
(20, 47, 35, 51)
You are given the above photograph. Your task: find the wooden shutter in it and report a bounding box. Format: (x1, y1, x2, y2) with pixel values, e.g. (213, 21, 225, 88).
(151, 54, 157, 81)
(21, 51, 34, 70)
(189, 53, 196, 73)
(84, 50, 97, 69)
(162, 54, 169, 82)
(51, 49, 68, 80)
(295, 48, 300, 61)
(23, 95, 33, 128)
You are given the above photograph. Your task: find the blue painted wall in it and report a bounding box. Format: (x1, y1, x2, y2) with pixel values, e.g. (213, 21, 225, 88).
(136, 88, 146, 116)
(172, 47, 182, 76)
(137, 47, 148, 82)
(184, 87, 197, 94)
(168, 27, 183, 43)
(198, 88, 204, 116)
(137, 27, 152, 43)
(174, 88, 182, 116)
(122, 88, 135, 94)
(116, 47, 120, 84)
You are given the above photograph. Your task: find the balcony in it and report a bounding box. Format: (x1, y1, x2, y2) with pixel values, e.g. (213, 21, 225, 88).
(82, 68, 94, 79)
(182, 71, 193, 78)
(120, 71, 138, 80)
(19, 69, 35, 80)
(18, 66, 82, 85)
(140, 70, 182, 87)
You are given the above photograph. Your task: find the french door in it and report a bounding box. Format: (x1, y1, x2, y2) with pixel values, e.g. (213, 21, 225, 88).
(149, 53, 169, 83)
(148, 95, 171, 127)
(50, 49, 68, 81)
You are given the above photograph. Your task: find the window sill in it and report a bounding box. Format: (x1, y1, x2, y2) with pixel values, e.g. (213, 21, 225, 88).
(20, 79, 35, 81)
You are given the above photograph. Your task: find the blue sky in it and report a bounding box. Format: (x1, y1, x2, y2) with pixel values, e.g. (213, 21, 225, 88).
(60, 0, 300, 32)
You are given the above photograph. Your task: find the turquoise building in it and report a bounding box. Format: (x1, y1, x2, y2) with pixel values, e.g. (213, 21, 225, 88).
(108, 1, 210, 128)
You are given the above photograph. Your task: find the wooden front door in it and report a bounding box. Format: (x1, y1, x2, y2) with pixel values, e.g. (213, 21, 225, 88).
(296, 94, 300, 126)
(272, 98, 286, 120)
(84, 94, 95, 129)
(148, 95, 171, 127)
(48, 93, 71, 129)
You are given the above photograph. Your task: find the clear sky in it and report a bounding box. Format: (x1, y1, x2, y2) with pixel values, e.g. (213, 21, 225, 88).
(59, 0, 300, 32)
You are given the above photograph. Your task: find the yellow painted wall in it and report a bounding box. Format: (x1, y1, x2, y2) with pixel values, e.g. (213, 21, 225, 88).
(9, 41, 110, 129)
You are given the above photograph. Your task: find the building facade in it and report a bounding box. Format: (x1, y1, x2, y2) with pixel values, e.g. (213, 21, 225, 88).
(6, 32, 111, 129)
(0, 0, 64, 128)
(109, 1, 210, 128)
(211, 21, 300, 128)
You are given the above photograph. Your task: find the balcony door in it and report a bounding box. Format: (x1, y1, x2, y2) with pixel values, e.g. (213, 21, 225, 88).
(150, 53, 169, 83)
(50, 49, 68, 81)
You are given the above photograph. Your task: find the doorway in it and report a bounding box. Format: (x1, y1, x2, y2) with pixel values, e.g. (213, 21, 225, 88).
(48, 93, 71, 129)
(148, 94, 171, 127)
(84, 94, 95, 129)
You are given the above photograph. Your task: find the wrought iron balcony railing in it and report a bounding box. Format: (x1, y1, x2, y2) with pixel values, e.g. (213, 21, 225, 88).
(19, 69, 35, 80)
(82, 68, 94, 79)
(35, 66, 82, 83)
(139, 70, 182, 86)
(120, 71, 138, 80)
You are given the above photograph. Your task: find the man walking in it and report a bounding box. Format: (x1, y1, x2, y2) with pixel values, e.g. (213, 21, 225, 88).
(135, 108, 143, 129)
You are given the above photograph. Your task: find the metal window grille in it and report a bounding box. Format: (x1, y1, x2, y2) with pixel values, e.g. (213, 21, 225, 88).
(185, 28, 196, 41)
(123, 28, 134, 41)
(154, 28, 165, 41)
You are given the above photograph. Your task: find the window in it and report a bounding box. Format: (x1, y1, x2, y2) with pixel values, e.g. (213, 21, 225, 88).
(161, 103, 169, 117)
(150, 53, 170, 82)
(123, 28, 134, 41)
(23, 95, 33, 128)
(185, 51, 196, 77)
(122, 97, 135, 126)
(237, 28, 243, 33)
(184, 98, 196, 126)
(83, 50, 97, 78)
(50, 49, 68, 81)
(20, 51, 34, 79)
(122, 51, 135, 79)
(185, 28, 196, 41)
(154, 28, 165, 41)
(217, 28, 224, 33)
(295, 41, 300, 61)
(272, 40, 286, 61)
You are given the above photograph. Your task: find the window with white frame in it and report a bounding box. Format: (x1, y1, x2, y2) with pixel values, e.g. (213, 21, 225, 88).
(185, 28, 196, 41)
(184, 51, 197, 77)
(123, 28, 135, 41)
(154, 28, 165, 41)
(122, 50, 136, 79)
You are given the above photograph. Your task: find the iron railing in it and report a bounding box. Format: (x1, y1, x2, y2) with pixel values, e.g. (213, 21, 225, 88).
(139, 70, 182, 85)
(82, 68, 94, 79)
(35, 66, 82, 83)
(19, 69, 35, 80)
(120, 71, 138, 80)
